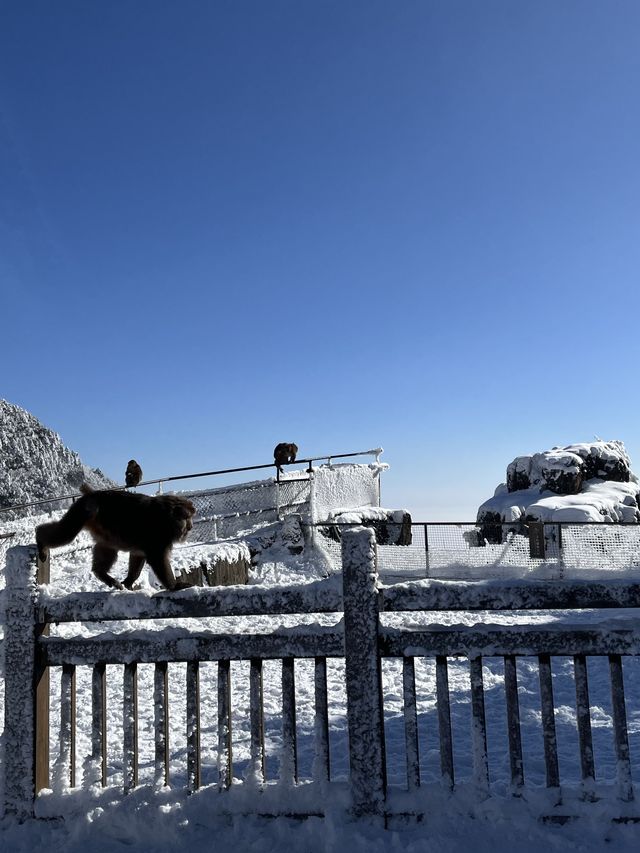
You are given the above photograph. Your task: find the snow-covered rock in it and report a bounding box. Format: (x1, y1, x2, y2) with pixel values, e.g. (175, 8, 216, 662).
(478, 440, 640, 542)
(0, 399, 115, 516)
(321, 506, 412, 546)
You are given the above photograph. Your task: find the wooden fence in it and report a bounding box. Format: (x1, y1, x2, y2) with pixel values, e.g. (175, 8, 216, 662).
(4, 529, 640, 822)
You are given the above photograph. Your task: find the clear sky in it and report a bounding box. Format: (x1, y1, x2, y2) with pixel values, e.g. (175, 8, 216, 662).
(2, 1, 640, 519)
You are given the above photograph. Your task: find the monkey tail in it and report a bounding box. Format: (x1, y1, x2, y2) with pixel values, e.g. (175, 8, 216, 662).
(35, 494, 96, 555)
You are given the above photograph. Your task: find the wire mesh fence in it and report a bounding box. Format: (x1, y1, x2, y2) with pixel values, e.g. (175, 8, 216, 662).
(182, 475, 311, 542)
(0, 476, 313, 555)
(314, 522, 640, 582)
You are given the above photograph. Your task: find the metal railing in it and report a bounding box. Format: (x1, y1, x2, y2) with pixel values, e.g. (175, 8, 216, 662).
(0, 447, 383, 519)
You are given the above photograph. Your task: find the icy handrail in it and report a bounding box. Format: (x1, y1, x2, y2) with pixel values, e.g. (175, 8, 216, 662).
(0, 447, 384, 515)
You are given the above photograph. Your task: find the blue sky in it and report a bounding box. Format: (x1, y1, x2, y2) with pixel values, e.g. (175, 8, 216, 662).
(2, 1, 640, 519)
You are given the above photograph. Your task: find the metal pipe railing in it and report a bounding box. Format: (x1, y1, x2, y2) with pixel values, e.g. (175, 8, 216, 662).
(0, 447, 384, 516)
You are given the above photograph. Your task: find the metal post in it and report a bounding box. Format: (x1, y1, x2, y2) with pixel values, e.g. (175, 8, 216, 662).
(528, 522, 545, 559)
(424, 523, 430, 578)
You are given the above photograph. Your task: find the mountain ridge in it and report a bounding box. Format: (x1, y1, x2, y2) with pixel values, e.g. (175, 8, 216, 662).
(0, 399, 116, 515)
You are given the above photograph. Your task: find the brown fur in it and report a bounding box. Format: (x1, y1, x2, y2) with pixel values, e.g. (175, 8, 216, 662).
(273, 442, 298, 474)
(125, 459, 143, 487)
(35, 484, 196, 591)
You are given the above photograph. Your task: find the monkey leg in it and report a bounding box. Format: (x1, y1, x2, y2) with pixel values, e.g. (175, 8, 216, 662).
(91, 544, 123, 590)
(146, 549, 179, 591)
(123, 553, 146, 590)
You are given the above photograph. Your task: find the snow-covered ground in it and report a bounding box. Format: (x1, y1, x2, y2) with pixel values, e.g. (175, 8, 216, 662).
(1, 513, 640, 851)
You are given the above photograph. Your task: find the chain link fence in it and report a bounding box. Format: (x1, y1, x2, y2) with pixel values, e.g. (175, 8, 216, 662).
(181, 475, 311, 542)
(315, 521, 640, 582)
(5, 472, 640, 582)
(0, 475, 313, 556)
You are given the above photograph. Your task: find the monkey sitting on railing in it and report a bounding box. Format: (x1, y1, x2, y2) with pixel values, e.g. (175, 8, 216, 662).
(125, 459, 143, 487)
(274, 442, 298, 474)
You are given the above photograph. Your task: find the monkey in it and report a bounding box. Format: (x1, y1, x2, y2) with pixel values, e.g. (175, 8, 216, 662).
(274, 442, 298, 474)
(125, 459, 143, 487)
(35, 484, 196, 591)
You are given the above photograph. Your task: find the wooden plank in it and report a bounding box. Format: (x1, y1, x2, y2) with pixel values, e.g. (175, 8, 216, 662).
(381, 580, 640, 613)
(436, 656, 454, 789)
(186, 661, 201, 791)
(217, 660, 232, 790)
(154, 662, 169, 786)
(469, 656, 489, 795)
(41, 583, 344, 624)
(574, 654, 596, 799)
(504, 655, 524, 792)
(43, 631, 344, 666)
(91, 663, 107, 786)
(59, 664, 76, 788)
(343, 527, 386, 818)
(123, 663, 138, 793)
(249, 658, 265, 783)
(35, 552, 50, 795)
(313, 657, 330, 783)
(44, 578, 640, 625)
(538, 654, 560, 791)
(403, 657, 420, 791)
(609, 654, 634, 802)
(379, 625, 640, 659)
(281, 658, 298, 784)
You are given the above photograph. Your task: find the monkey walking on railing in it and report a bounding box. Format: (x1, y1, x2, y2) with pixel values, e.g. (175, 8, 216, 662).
(35, 484, 196, 591)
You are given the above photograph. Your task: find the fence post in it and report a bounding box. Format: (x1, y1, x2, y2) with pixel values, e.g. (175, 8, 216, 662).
(342, 527, 386, 821)
(4, 545, 43, 817)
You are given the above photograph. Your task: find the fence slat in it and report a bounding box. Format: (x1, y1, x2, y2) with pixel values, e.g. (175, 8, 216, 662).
(44, 631, 342, 665)
(504, 655, 524, 792)
(58, 664, 76, 789)
(436, 655, 454, 789)
(538, 654, 560, 791)
(154, 662, 169, 786)
(249, 658, 265, 783)
(217, 660, 232, 790)
(403, 657, 420, 791)
(609, 654, 634, 803)
(469, 656, 489, 795)
(123, 662, 138, 793)
(574, 654, 595, 799)
(313, 657, 330, 783)
(281, 658, 298, 783)
(90, 663, 107, 787)
(186, 661, 201, 791)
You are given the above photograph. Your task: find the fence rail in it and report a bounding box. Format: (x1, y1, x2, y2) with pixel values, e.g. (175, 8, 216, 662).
(4, 531, 640, 823)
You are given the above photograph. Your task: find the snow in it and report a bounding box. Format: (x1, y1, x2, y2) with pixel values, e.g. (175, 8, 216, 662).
(312, 463, 386, 521)
(481, 479, 640, 525)
(3, 507, 640, 848)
